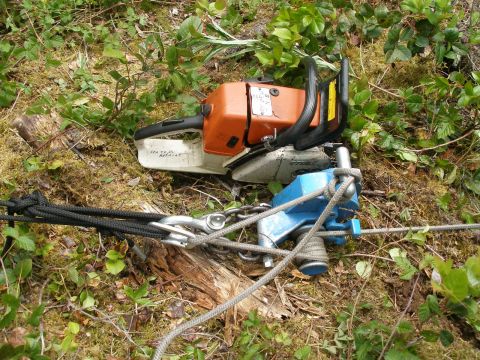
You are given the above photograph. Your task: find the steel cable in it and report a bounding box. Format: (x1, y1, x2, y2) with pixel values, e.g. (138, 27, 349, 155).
(151, 176, 355, 359)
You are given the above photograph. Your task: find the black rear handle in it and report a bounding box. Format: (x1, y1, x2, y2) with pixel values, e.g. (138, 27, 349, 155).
(294, 57, 349, 150)
(267, 56, 318, 149)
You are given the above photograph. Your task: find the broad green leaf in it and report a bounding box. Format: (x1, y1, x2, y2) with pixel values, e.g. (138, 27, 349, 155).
(464, 179, 480, 195)
(363, 100, 378, 119)
(165, 46, 178, 67)
(442, 269, 469, 302)
(444, 28, 460, 42)
(0, 40, 11, 53)
(401, 0, 428, 14)
(418, 303, 431, 322)
(294, 345, 311, 360)
(436, 192, 451, 211)
(68, 321, 80, 335)
(14, 258, 32, 279)
(274, 331, 292, 345)
(386, 45, 412, 63)
(439, 329, 454, 346)
(133, 282, 149, 300)
(272, 28, 292, 40)
(0, 268, 16, 285)
(28, 304, 45, 326)
(396, 320, 414, 334)
(101, 96, 115, 110)
(105, 259, 125, 275)
(82, 294, 95, 309)
(68, 267, 82, 286)
(47, 159, 64, 170)
(0, 294, 20, 329)
(427, 294, 441, 315)
(267, 181, 283, 195)
(177, 16, 202, 41)
(2, 227, 18, 239)
(105, 249, 122, 261)
(406, 94, 423, 113)
(214, 0, 226, 10)
(465, 255, 480, 296)
(102, 47, 126, 62)
(353, 89, 371, 105)
(396, 150, 418, 163)
(415, 36, 429, 47)
(404, 229, 427, 246)
(421, 329, 439, 342)
(15, 235, 36, 251)
(385, 348, 420, 360)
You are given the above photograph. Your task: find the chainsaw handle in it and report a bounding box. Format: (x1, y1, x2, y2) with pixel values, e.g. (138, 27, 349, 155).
(133, 114, 204, 141)
(268, 56, 318, 148)
(294, 57, 349, 150)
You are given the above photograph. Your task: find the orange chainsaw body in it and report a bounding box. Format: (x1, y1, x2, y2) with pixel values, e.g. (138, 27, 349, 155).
(202, 83, 321, 156)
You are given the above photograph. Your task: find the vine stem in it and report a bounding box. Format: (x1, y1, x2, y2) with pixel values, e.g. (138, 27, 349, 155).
(378, 275, 421, 359)
(351, 74, 403, 99)
(410, 128, 478, 153)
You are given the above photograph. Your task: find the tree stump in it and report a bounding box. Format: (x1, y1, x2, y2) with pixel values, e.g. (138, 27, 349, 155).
(147, 243, 290, 318)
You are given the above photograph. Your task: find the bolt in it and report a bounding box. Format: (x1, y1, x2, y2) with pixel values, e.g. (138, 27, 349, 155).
(269, 88, 279, 96)
(206, 213, 226, 230)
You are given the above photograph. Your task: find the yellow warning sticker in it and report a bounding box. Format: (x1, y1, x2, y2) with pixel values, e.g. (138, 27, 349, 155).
(328, 80, 336, 121)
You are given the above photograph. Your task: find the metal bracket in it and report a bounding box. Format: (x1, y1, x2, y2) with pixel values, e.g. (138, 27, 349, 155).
(150, 213, 227, 248)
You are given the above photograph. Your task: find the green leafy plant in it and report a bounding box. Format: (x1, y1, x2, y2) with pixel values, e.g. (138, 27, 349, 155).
(104, 249, 126, 275)
(389, 247, 418, 280)
(0, 40, 18, 108)
(124, 282, 152, 306)
(53, 321, 80, 355)
(233, 310, 312, 359)
(431, 254, 480, 332)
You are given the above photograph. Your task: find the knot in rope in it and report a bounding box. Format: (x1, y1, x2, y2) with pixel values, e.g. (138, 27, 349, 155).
(323, 168, 362, 201)
(8, 191, 48, 215)
(323, 177, 339, 200)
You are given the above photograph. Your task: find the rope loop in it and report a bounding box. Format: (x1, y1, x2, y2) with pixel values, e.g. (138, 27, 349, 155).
(7, 191, 48, 215)
(333, 167, 362, 182)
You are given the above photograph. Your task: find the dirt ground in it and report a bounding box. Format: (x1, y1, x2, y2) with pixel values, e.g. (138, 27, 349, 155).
(1, 2, 480, 359)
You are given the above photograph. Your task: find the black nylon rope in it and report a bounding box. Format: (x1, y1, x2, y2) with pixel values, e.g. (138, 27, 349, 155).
(0, 191, 167, 256)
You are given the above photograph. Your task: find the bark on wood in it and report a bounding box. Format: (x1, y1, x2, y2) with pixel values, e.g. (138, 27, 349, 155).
(13, 113, 291, 319)
(147, 243, 290, 318)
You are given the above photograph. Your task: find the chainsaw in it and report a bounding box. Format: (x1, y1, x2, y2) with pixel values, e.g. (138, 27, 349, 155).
(134, 56, 349, 184)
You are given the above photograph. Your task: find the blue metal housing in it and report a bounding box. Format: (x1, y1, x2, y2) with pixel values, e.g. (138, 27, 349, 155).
(257, 169, 361, 275)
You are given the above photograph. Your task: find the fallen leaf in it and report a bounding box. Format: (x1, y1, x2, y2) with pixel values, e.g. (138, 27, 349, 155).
(167, 301, 185, 319)
(127, 177, 140, 187)
(290, 269, 311, 280)
(355, 261, 373, 279)
(7, 327, 27, 347)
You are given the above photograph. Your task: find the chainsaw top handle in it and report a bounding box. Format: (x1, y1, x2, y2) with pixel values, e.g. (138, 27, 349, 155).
(267, 56, 318, 149)
(133, 113, 204, 141)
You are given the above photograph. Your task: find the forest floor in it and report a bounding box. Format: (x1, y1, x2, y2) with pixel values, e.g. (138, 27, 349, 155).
(0, 1, 479, 359)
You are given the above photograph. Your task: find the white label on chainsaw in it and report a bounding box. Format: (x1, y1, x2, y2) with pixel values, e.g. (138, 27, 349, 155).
(250, 87, 272, 116)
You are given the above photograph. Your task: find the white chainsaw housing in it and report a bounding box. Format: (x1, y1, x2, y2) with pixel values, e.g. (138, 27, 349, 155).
(230, 146, 330, 184)
(136, 135, 331, 184)
(135, 136, 229, 175)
